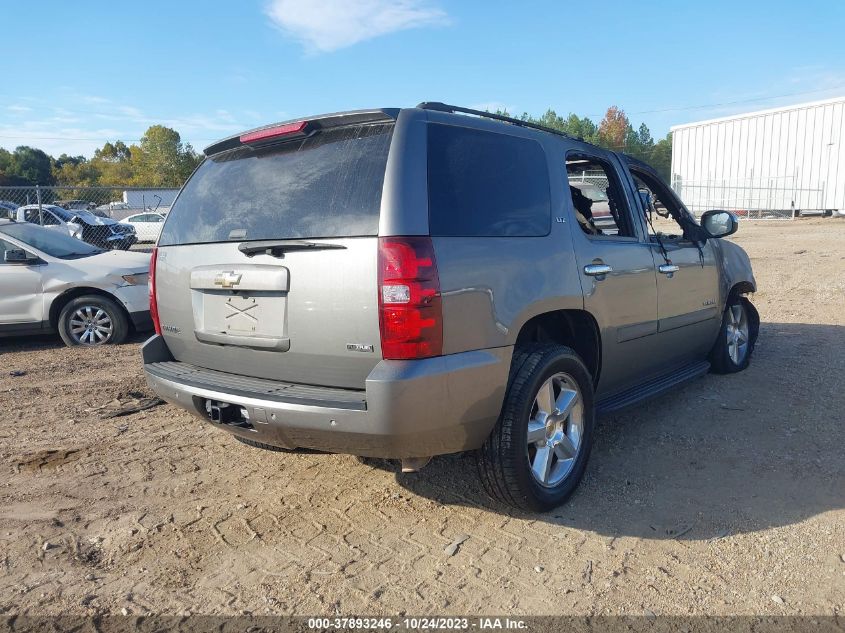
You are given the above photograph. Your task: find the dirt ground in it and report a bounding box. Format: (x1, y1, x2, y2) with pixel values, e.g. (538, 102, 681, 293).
(1, 219, 843, 618)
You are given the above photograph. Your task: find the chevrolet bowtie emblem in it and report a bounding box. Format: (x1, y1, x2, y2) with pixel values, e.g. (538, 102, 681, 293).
(214, 271, 242, 289)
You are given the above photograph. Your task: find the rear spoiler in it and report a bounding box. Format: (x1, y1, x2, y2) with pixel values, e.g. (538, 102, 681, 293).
(203, 108, 400, 157)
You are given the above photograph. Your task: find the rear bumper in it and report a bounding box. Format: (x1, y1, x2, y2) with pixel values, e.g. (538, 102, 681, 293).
(142, 335, 511, 458)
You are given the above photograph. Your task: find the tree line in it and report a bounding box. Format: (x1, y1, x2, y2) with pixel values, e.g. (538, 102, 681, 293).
(505, 105, 672, 181)
(0, 106, 672, 188)
(0, 125, 202, 188)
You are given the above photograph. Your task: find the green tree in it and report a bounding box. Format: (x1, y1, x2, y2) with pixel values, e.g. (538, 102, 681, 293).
(94, 141, 131, 163)
(0, 148, 13, 185)
(4, 146, 55, 185)
(53, 156, 101, 186)
(650, 133, 673, 183)
(129, 125, 201, 187)
(90, 140, 133, 186)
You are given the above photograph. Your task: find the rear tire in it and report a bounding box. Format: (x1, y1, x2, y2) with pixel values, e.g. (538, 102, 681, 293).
(476, 344, 595, 512)
(58, 295, 128, 347)
(709, 296, 757, 373)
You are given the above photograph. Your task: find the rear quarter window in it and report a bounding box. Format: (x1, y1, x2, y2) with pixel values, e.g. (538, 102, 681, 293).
(427, 124, 551, 237)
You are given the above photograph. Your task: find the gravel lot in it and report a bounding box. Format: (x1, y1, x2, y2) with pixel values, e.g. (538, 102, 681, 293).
(1, 219, 843, 617)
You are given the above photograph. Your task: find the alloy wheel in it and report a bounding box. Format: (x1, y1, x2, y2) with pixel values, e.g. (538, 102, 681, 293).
(69, 305, 114, 345)
(726, 303, 749, 365)
(526, 372, 584, 488)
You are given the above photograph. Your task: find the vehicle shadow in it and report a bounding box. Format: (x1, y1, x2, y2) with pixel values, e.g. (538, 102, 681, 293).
(380, 321, 845, 539)
(0, 330, 149, 354)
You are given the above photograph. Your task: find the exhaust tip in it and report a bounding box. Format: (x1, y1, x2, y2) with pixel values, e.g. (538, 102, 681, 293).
(400, 456, 432, 473)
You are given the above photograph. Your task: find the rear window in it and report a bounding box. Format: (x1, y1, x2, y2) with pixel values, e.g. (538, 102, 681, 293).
(159, 122, 394, 246)
(427, 124, 551, 237)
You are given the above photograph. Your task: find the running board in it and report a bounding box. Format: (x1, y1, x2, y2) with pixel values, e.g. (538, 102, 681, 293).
(596, 360, 710, 415)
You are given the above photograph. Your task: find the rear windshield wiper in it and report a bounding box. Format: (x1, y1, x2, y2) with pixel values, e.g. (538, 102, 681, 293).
(238, 239, 347, 258)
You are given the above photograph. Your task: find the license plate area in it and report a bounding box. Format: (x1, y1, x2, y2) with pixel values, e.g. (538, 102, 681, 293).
(203, 291, 286, 336)
(189, 264, 290, 351)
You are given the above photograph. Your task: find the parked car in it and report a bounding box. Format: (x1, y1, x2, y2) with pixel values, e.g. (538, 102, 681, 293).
(16, 204, 83, 239)
(123, 212, 166, 243)
(16, 204, 137, 250)
(0, 219, 152, 346)
(96, 202, 132, 212)
(56, 199, 97, 211)
(141, 103, 759, 511)
(0, 201, 19, 220)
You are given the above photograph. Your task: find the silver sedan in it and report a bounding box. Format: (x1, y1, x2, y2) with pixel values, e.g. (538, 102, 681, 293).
(0, 219, 151, 346)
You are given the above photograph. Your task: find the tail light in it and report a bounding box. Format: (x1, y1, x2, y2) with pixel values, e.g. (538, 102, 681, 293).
(378, 237, 443, 360)
(149, 247, 161, 335)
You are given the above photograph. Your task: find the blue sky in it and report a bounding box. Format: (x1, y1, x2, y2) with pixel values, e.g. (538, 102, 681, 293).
(3, 0, 844, 157)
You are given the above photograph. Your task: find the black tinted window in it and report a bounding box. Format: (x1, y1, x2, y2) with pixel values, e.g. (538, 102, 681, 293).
(159, 123, 393, 246)
(427, 124, 550, 237)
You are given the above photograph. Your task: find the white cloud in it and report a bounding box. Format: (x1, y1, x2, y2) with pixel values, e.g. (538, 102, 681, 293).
(265, 0, 449, 53)
(0, 94, 260, 157)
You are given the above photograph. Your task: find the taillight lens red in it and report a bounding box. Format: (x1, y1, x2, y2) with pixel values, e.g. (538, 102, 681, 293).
(378, 237, 443, 360)
(149, 247, 161, 335)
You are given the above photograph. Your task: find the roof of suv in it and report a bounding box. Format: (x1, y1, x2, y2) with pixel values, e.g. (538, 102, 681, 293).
(204, 102, 619, 158)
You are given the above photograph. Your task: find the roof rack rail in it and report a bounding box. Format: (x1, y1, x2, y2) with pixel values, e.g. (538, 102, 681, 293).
(416, 101, 578, 141)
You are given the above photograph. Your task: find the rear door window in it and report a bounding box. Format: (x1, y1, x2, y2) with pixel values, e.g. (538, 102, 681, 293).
(159, 122, 394, 246)
(427, 124, 551, 237)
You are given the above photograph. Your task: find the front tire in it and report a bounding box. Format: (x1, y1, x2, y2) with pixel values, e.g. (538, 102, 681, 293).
(709, 296, 757, 373)
(477, 344, 595, 512)
(58, 295, 129, 347)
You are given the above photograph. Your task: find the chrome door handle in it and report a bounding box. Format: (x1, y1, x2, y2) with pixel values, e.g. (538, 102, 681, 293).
(658, 264, 679, 275)
(584, 264, 613, 277)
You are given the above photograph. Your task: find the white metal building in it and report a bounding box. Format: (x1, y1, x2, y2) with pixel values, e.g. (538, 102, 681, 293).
(122, 188, 180, 209)
(670, 96, 845, 216)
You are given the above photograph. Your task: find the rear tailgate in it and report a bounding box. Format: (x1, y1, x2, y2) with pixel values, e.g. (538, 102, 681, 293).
(155, 120, 394, 390)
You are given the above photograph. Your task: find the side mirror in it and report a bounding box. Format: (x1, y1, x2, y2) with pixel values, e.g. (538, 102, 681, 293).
(700, 210, 738, 238)
(4, 248, 37, 264)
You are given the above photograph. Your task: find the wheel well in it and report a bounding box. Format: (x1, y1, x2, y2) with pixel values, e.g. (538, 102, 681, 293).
(49, 287, 129, 329)
(514, 310, 601, 383)
(728, 282, 760, 343)
(728, 281, 755, 299)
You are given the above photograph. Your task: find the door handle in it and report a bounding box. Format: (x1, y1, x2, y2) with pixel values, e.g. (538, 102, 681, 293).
(584, 264, 613, 277)
(658, 264, 679, 275)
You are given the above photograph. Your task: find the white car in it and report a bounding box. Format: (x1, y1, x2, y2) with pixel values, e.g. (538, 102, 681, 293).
(0, 219, 151, 346)
(123, 212, 166, 243)
(16, 204, 138, 250)
(16, 204, 83, 239)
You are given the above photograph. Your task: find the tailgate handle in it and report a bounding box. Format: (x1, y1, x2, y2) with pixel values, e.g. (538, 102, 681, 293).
(194, 330, 291, 351)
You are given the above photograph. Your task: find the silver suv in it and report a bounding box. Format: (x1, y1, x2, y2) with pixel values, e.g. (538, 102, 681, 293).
(142, 103, 758, 511)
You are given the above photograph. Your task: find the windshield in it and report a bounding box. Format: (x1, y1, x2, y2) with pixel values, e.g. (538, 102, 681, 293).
(0, 222, 105, 258)
(159, 122, 394, 246)
(43, 205, 74, 221)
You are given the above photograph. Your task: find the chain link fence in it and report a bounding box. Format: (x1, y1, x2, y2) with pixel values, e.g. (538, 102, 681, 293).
(670, 177, 836, 220)
(575, 171, 838, 220)
(0, 186, 180, 250)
